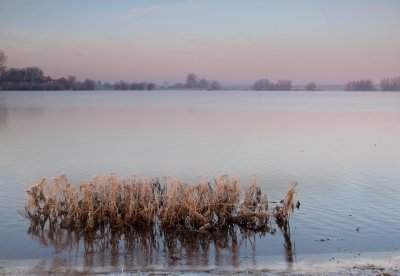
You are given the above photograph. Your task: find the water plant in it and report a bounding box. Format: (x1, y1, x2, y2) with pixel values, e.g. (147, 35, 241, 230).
(21, 173, 297, 233)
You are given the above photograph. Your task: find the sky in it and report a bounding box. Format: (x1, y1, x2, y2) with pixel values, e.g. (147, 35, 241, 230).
(0, 0, 399, 85)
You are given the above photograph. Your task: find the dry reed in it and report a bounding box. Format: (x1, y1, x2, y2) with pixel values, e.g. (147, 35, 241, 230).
(273, 181, 297, 228)
(22, 173, 297, 233)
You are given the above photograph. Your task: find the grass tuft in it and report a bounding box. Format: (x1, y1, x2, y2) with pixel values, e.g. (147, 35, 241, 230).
(22, 173, 297, 233)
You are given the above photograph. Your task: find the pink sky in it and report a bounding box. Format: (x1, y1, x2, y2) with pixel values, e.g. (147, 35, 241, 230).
(1, 1, 399, 85)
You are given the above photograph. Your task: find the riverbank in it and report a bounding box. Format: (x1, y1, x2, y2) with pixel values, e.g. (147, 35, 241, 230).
(1, 251, 399, 275)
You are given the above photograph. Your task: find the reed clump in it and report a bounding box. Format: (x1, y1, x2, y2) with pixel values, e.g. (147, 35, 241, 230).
(22, 173, 297, 233)
(273, 181, 297, 228)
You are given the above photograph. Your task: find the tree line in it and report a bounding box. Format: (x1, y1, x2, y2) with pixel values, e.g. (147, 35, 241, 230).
(0, 50, 155, 91)
(0, 67, 97, 91)
(252, 77, 400, 91)
(343, 78, 400, 91)
(168, 73, 222, 90)
(1, 50, 400, 92)
(112, 80, 155, 90)
(252, 79, 293, 91)
(379, 77, 400, 91)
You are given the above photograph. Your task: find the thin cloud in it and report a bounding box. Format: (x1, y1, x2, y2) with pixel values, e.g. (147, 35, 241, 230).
(102, 33, 136, 48)
(182, 38, 209, 47)
(233, 29, 255, 44)
(170, 50, 195, 55)
(169, 49, 225, 60)
(128, 5, 167, 18)
(319, 6, 334, 38)
(127, 2, 204, 18)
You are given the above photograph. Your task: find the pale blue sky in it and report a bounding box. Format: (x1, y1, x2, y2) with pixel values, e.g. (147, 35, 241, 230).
(1, 0, 399, 84)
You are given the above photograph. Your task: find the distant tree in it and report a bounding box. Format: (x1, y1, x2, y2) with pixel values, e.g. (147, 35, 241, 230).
(1, 67, 43, 84)
(130, 82, 146, 90)
(27, 67, 44, 83)
(252, 78, 274, 90)
(82, 79, 96, 90)
(345, 79, 376, 91)
(380, 78, 391, 91)
(208, 80, 221, 90)
(147, 83, 156, 90)
(198, 78, 209, 90)
(129, 82, 137, 90)
(112, 81, 155, 91)
(388, 76, 400, 91)
(305, 82, 317, 91)
(0, 50, 6, 75)
(162, 81, 169, 88)
(73, 79, 95, 90)
(172, 82, 185, 89)
(275, 80, 292, 91)
(67, 76, 76, 90)
(103, 82, 112, 89)
(113, 80, 129, 90)
(186, 73, 198, 88)
(253, 78, 293, 91)
(380, 76, 400, 91)
(96, 80, 102, 90)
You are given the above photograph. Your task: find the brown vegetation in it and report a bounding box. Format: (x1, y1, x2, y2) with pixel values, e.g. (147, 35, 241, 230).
(22, 173, 297, 234)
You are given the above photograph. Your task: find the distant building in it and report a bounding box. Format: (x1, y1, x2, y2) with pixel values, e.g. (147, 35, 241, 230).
(42, 76, 53, 84)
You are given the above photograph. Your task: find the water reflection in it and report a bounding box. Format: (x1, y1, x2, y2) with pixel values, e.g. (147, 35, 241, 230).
(281, 223, 294, 267)
(27, 222, 294, 270)
(3, 91, 399, 267)
(0, 104, 6, 129)
(0, 97, 43, 129)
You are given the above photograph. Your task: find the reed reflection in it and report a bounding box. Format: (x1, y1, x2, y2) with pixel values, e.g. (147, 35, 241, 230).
(27, 222, 294, 269)
(0, 99, 43, 129)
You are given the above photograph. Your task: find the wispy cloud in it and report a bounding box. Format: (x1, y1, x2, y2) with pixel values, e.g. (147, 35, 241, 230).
(128, 3, 196, 18)
(127, 2, 205, 18)
(102, 33, 136, 48)
(128, 4, 168, 18)
(233, 29, 255, 44)
(182, 38, 209, 47)
(170, 50, 195, 55)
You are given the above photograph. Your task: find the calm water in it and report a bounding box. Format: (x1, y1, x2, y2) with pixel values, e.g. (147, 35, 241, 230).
(0, 90, 399, 272)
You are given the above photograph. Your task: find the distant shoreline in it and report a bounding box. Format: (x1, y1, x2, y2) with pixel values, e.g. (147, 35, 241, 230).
(3, 88, 400, 92)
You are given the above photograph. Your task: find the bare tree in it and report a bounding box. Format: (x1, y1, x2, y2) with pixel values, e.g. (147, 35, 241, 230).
(198, 78, 209, 89)
(345, 79, 376, 91)
(67, 76, 76, 90)
(252, 78, 274, 90)
(1, 67, 43, 83)
(380, 76, 400, 91)
(275, 80, 292, 91)
(113, 80, 129, 90)
(186, 73, 198, 88)
(208, 80, 221, 90)
(147, 83, 156, 90)
(82, 79, 96, 90)
(252, 78, 292, 91)
(305, 82, 317, 91)
(0, 50, 6, 75)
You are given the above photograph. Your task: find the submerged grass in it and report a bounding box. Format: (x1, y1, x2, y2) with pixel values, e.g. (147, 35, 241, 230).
(22, 173, 297, 233)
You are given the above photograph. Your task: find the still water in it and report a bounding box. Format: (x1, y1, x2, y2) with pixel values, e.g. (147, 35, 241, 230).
(0, 90, 399, 272)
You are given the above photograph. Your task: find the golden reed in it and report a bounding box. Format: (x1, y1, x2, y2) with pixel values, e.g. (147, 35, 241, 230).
(22, 173, 297, 232)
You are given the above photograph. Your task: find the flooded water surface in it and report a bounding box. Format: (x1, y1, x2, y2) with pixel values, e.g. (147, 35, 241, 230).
(0, 90, 399, 272)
